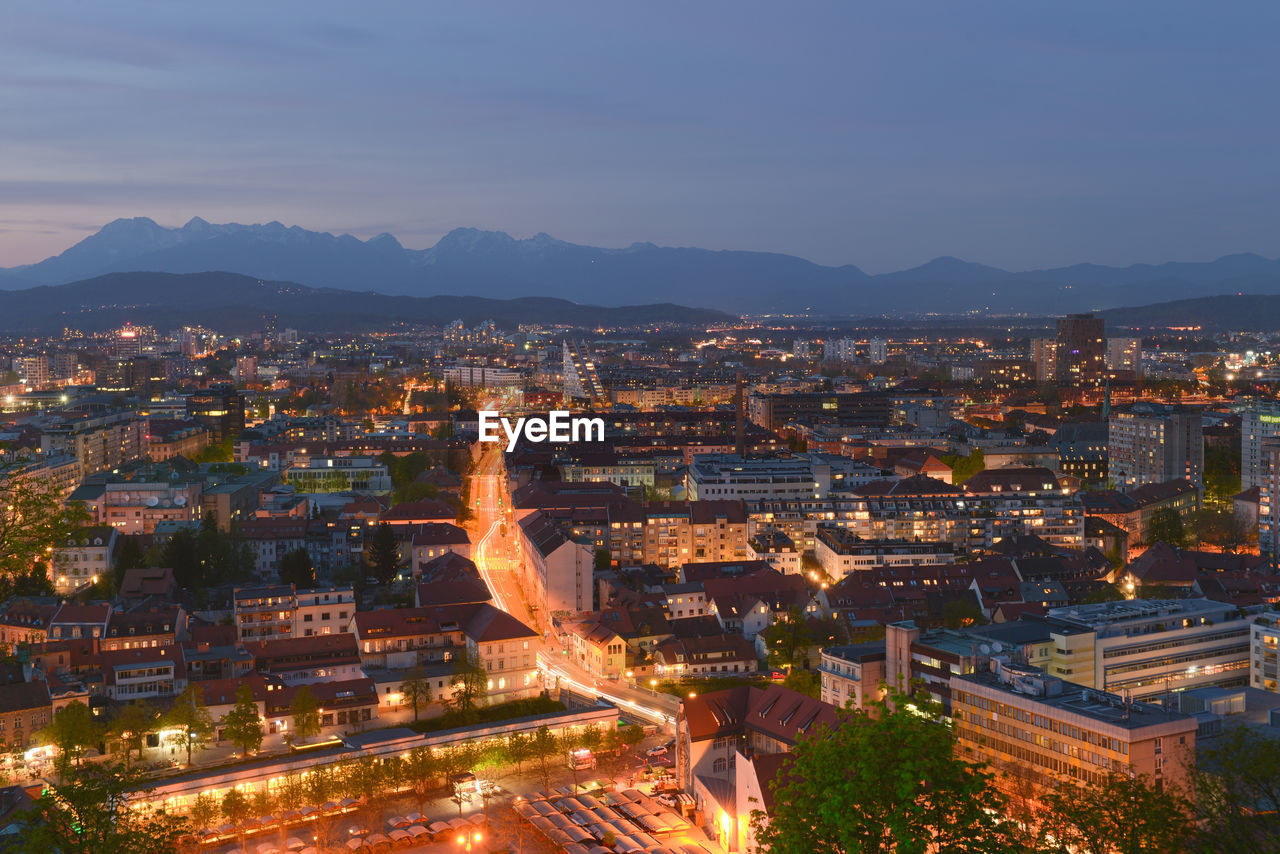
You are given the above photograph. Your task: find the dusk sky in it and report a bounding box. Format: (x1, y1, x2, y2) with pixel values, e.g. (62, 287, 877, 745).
(2, 1, 1277, 273)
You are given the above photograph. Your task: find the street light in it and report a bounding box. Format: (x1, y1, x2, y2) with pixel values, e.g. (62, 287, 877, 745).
(457, 830, 483, 852)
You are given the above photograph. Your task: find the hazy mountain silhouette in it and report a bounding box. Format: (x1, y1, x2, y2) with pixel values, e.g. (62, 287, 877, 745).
(0, 271, 731, 334)
(4, 217, 1280, 314)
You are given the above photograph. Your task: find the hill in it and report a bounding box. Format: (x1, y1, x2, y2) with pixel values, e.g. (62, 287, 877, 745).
(0, 271, 732, 334)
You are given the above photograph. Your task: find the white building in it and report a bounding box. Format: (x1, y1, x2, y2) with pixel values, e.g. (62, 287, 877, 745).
(294, 587, 357, 638)
(518, 510, 593, 614)
(823, 338, 857, 363)
(868, 338, 887, 365)
(1106, 337, 1141, 372)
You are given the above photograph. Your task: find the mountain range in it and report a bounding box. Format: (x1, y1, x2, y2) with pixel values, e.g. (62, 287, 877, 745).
(0, 271, 731, 335)
(4, 216, 1280, 316)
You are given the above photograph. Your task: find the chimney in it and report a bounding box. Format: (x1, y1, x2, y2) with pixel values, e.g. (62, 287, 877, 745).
(735, 371, 746, 458)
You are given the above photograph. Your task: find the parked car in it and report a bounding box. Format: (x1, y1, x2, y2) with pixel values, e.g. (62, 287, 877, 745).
(646, 745, 668, 757)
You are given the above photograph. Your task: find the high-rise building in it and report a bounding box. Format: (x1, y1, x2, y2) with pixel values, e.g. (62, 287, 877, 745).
(1055, 313, 1106, 386)
(1242, 399, 1280, 490)
(1106, 337, 1141, 372)
(562, 340, 604, 401)
(1108, 405, 1203, 489)
(189, 385, 246, 441)
(115, 325, 142, 358)
(868, 338, 888, 365)
(14, 355, 49, 387)
(1029, 337, 1057, 383)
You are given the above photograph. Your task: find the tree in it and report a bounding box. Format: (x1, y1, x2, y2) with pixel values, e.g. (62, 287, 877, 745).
(761, 606, 817, 670)
(1148, 507, 1186, 548)
(221, 787, 252, 826)
(106, 701, 157, 768)
(290, 685, 322, 744)
(506, 731, 534, 775)
(750, 689, 1019, 854)
(401, 669, 433, 721)
(1193, 507, 1256, 554)
(404, 747, 441, 814)
(943, 596, 987, 629)
(0, 466, 90, 599)
(220, 684, 264, 756)
(163, 685, 214, 767)
(367, 522, 401, 585)
(42, 701, 104, 779)
(1038, 773, 1193, 854)
(188, 792, 221, 832)
(277, 547, 316, 588)
(782, 668, 820, 698)
(531, 726, 558, 791)
(560, 730, 584, 791)
(19, 763, 190, 854)
(449, 646, 488, 714)
(1194, 725, 1280, 851)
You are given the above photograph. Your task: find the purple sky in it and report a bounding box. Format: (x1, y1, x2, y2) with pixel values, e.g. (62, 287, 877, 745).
(1, 1, 1277, 273)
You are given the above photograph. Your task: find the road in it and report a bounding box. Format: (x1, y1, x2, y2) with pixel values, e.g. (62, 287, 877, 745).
(465, 441, 680, 732)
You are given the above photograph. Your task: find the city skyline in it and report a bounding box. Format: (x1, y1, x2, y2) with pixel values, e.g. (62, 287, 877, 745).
(3, 2, 1279, 273)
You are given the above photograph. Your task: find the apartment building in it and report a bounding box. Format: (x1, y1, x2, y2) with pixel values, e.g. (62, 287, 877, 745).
(39, 412, 146, 478)
(746, 529, 800, 574)
(244, 634, 364, 685)
(294, 587, 356, 638)
(814, 526, 957, 578)
(233, 585, 298, 642)
(818, 642, 887, 710)
(1109, 406, 1203, 490)
(50, 526, 117, 595)
(518, 510, 593, 614)
(963, 468, 1085, 549)
(1242, 398, 1280, 489)
(0, 681, 52, 751)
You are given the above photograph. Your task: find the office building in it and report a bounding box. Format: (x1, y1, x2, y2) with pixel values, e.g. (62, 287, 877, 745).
(1055, 313, 1106, 386)
(953, 659, 1196, 796)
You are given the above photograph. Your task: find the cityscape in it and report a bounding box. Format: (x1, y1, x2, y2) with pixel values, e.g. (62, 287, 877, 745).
(4, 3, 1280, 854)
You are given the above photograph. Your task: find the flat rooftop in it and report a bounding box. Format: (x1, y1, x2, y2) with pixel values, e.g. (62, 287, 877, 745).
(957, 669, 1196, 731)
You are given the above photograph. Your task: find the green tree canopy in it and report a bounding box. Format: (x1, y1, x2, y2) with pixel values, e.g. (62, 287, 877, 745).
(219, 684, 264, 756)
(367, 522, 401, 585)
(751, 689, 1019, 854)
(18, 763, 189, 854)
(1148, 507, 1186, 548)
(1037, 772, 1193, 854)
(449, 646, 488, 714)
(41, 700, 104, 778)
(401, 669, 433, 721)
(106, 701, 158, 768)
(162, 685, 214, 767)
(277, 547, 316, 588)
(0, 467, 90, 600)
(290, 685, 322, 744)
